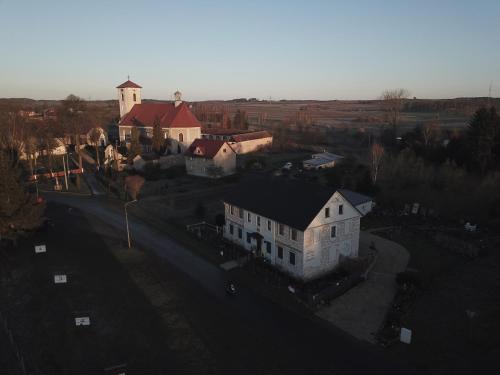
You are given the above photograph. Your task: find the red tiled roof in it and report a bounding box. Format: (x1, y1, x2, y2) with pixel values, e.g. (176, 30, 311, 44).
(119, 102, 201, 128)
(116, 80, 142, 89)
(231, 130, 272, 142)
(202, 128, 252, 136)
(185, 139, 234, 159)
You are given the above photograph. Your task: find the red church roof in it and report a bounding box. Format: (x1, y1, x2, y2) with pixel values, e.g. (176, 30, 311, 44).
(185, 139, 234, 159)
(116, 80, 142, 89)
(119, 102, 201, 128)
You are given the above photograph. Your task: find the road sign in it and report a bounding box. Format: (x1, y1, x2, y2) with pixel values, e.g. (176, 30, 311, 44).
(54, 274, 67, 284)
(75, 317, 90, 326)
(400, 327, 412, 344)
(35, 245, 46, 253)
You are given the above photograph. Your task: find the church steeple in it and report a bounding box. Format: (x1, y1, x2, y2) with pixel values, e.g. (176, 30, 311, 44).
(116, 78, 142, 118)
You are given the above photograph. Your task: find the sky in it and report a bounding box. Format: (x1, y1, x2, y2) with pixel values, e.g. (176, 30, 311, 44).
(1, 0, 499, 101)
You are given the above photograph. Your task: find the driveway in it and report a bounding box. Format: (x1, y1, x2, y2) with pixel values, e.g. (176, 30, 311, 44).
(317, 231, 410, 343)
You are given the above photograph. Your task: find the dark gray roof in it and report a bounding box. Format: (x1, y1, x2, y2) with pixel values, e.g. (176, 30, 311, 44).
(223, 176, 336, 231)
(338, 189, 372, 207)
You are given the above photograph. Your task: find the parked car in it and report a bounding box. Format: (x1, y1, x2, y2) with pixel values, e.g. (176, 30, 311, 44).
(282, 162, 293, 170)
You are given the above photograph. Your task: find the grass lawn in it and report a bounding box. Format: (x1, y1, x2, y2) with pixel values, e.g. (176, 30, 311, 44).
(0, 202, 187, 375)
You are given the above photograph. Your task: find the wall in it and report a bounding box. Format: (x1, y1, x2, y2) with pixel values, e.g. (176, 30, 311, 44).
(230, 137, 273, 154)
(302, 192, 361, 279)
(118, 88, 141, 118)
(223, 203, 305, 279)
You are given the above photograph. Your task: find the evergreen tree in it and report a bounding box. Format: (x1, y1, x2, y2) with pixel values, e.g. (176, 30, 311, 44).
(467, 107, 500, 174)
(128, 127, 143, 162)
(0, 154, 45, 242)
(152, 116, 164, 155)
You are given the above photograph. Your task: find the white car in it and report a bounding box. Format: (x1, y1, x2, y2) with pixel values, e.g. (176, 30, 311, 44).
(282, 162, 293, 170)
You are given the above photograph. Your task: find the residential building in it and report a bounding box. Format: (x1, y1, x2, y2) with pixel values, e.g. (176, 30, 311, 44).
(303, 152, 344, 170)
(185, 139, 236, 178)
(201, 129, 273, 154)
(223, 177, 371, 280)
(117, 80, 201, 154)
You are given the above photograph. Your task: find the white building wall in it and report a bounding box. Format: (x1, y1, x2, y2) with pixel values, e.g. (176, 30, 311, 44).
(118, 88, 141, 118)
(230, 137, 273, 154)
(303, 192, 361, 279)
(185, 144, 236, 178)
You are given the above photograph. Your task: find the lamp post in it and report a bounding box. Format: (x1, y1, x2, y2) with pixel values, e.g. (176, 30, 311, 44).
(124, 199, 137, 249)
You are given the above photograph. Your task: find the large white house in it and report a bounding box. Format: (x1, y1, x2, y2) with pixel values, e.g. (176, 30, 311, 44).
(185, 139, 236, 178)
(223, 177, 372, 280)
(116, 80, 201, 154)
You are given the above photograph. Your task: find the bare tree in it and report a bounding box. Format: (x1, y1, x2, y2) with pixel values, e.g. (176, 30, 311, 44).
(88, 128, 102, 167)
(422, 120, 441, 147)
(371, 143, 385, 183)
(380, 88, 409, 132)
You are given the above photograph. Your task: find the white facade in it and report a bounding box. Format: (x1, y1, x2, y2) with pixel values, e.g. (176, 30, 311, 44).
(230, 136, 273, 154)
(118, 86, 141, 118)
(119, 125, 201, 154)
(186, 142, 236, 178)
(223, 191, 361, 280)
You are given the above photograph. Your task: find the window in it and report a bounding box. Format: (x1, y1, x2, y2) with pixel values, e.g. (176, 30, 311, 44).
(289, 252, 296, 265)
(133, 93, 137, 102)
(266, 242, 271, 254)
(246, 233, 251, 244)
(121, 93, 124, 101)
(229, 224, 234, 235)
(267, 220, 271, 231)
(230, 205, 234, 215)
(223, 148, 227, 153)
(178, 133, 184, 143)
(257, 216, 261, 227)
(247, 213, 251, 222)
(278, 224, 285, 236)
(239, 208, 243, 219)
(339, 204, 344, 215)
(238, 228, 242, 239)
(278, 246, 283, 259)
(291, 229, 297, 241)
(325, 207, 330, 218)
(331, 226, 337, 238)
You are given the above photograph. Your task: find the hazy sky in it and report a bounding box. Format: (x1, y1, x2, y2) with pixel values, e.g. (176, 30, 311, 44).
(1, 0, 499, 100)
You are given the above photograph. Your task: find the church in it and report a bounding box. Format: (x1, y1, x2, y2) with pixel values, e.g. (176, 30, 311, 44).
(116, 79, 201, 154)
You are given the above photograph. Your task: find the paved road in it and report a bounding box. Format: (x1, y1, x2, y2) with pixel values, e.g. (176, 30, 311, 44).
(46, 193, 416, 375)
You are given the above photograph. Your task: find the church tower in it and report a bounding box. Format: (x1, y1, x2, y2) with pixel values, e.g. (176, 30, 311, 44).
(116, 78, 142, 118)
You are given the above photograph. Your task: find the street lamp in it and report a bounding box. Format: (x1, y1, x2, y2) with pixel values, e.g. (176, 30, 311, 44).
(124, 199, 137, 249)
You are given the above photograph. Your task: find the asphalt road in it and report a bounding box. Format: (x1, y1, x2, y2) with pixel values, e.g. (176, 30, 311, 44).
(46, 193, 417, 375)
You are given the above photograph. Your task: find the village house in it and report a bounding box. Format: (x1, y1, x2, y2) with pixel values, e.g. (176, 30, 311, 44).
(223, 177, 372, 280)
(116, 80, 201, 154)
(185, 139, 236, 178)
(201, 129, 273, 154)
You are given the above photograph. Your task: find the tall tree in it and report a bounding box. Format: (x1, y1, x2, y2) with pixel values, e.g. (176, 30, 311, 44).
(381, 88, 409, 133)
(233, 109, 248, 129)
(370, 143, 385, 184)
(152, 116, 164, 155)
(467, 106, 500, 174)
(88, 128, 102, 167)
(0, 154, 45, 243)
(128, 127, 142, 161)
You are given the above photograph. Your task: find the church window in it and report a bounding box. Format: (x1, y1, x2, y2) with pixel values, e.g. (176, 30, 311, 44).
(179, 133, 184, 143)
(133, 93, 137, 102)
(121, 93, 124, 100)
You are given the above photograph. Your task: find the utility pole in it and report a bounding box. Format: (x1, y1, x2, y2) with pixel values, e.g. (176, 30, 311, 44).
(124, 200, 138, 249)
(62, 154, 69, 190)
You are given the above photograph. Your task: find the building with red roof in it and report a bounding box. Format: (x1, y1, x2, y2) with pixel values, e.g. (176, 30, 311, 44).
(185, 139, 236, 178)
(201, 129, 273, 154)
(116, 81, 201, 155)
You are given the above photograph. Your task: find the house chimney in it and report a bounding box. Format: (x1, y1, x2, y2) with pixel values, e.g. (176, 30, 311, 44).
(174, 91, 182, 107)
